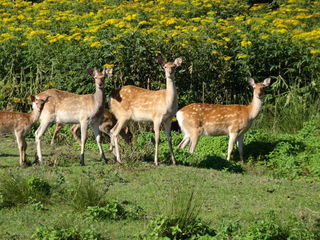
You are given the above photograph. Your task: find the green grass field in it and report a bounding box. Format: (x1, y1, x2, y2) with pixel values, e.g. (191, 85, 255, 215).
(0, 130, 319, 239)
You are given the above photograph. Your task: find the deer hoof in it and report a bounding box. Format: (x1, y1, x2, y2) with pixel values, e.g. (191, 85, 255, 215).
(80, 154, 85, 166)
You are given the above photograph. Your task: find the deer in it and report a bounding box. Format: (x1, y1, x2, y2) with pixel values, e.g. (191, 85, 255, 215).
(50, 109, 132, 145)
(34, 67, 113, 166)
(109, 57, 182, 165)
(176, 77, 271, 162)
(0, 96, 48, 166)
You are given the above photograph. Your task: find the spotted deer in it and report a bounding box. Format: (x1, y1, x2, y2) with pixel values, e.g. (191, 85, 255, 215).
(0, 96, 48, 166)
(50, 109, 132, 145)
(34, 68, 113, 166)
(176, 78, 271, 162)
(109, 57, 182, 165)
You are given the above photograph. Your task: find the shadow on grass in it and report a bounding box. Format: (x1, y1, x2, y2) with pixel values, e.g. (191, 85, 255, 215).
(196, 155, 244, 173)
(244, 141, 277, 162)
(0, 153, 19, 157)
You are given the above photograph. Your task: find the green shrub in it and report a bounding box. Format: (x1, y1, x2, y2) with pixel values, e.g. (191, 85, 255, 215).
(143, 215, 216, 240)
(0, 172, 52, 208)
(243, 212, 318, 240)
(267, 119, 320, 181)
(141, 190, 216, 239)
(85, 200, 144, 221)
(244, 213, 288, 240)
(69, 177, 108, 211)
(31, 226, 105, 240)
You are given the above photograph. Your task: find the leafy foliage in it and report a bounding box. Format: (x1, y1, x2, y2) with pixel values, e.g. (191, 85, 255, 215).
(31, 226, 105, 240)
(0, 172, 52, 208)
(85, 200, 144, 221)
(68, 176, 108, 211)
(0, 0, 318, 132)
(141, 190, 216, 239)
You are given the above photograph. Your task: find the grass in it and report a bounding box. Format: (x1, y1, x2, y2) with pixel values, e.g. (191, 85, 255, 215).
(0, 133, 319, 239)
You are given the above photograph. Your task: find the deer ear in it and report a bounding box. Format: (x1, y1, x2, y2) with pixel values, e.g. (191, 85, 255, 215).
(248, 78, 255, 87)
(87, 68, 95, 77)
(104, 68, 113, 77)
(174, 57, 182, 67)
(30, 95, 35, 102)
(263, 78, 271, 86)
(157, 57, 165, 67)
(44, 96, 50, 103)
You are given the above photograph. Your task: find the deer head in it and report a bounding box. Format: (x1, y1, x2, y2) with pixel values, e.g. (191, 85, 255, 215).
(248, 77, 271, 99)
(158, 57, 182, 78)
(88, 67, 113, 89)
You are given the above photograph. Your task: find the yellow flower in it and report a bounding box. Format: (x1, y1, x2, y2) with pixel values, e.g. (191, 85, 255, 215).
(116, 21, 126, 28)
(12, 97, 22, 103)
(83, 36, 96, 42)
(271, 29, 288, 34)
(260, 34, 269, 39)
(237, 54, 248, 59)
(0, 33, 14, 42)
(47, 34, 66, 43)
(211, 50, 219, 55)
(241, 40, 252, 47)
(103, 64, 114, 68)
(160, 17, 177, 26)
(26, 29, 48, 39)
(111, 35, 122, 41)
(123, 14, 138, 21)
(223, 56, 232, 61)
(33, 19, 51, 25)
(138, 20, 149, 25)
(310, 49, 320, 54)
(223, 37, 231, 42)
(86, 26, 101, 33)
(105, 19, 118, 25)
(90, 41, 102, 48)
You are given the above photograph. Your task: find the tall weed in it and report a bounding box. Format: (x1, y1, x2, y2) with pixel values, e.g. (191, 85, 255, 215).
(0, 171, 52, 208)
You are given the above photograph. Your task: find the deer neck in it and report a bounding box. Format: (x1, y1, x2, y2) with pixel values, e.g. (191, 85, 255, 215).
(29, 108, 42, 124)
(94, 85, 105, 112)
(165, 75, 177, 107)
(248, 93, 263, 120)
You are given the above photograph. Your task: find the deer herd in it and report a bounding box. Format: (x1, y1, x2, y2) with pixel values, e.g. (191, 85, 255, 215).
(0, 57, 271, 166)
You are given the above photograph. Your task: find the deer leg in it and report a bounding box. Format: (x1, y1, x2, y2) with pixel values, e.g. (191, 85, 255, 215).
(189, 131, 200, 153)
(50, 123, 63, 145)
(109, 122, 118, 152)
(71, 124, 81, 145)
(227, 132, 238, 161)
(15, 131, 26, 166)
(153, 119, 161, 166)
(163, 119, 176, 165)
(99, 123, 112, 143)
(79, 121, 88, 166)
(178, 135, 190, 149)
(110, 119, 126, 163)
(237, 134, 244, 162)
(35, 120, 51, 164)
(92, 121, 107, 163)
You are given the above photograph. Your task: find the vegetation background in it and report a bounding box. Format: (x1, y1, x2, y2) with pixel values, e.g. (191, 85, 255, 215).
(0, 0, 319, 239)
(0, 0, 319, 132)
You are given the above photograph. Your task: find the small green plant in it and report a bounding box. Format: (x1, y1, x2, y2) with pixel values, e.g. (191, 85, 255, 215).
(69, 176, 108, 211)
(31, 226, 105, 240)
(27, 176, 51, 196)
(141, 190, 216, 239)
(243, 211, 319, 240)
(267, 119, 320, 181)
(85, 200, 144, 221)
(0, 172, 52, 208)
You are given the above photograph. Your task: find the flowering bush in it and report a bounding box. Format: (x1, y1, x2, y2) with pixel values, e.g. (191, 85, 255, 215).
(0, 0, 319, 130)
